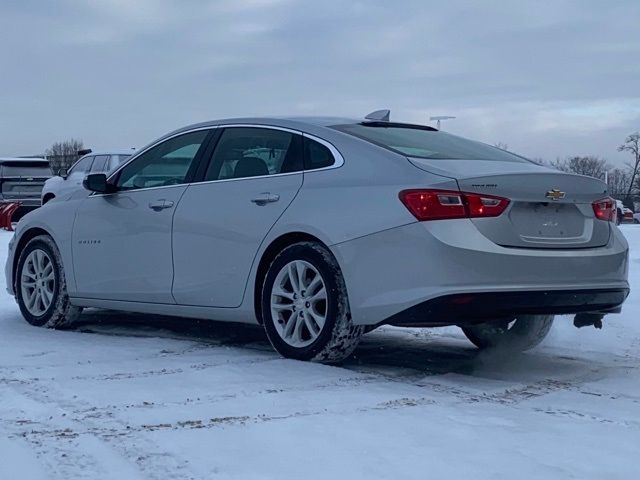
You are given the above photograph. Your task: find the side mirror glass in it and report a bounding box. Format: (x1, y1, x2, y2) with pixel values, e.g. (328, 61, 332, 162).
(58, 168, 68, 178)
(83, 174, 116, 194)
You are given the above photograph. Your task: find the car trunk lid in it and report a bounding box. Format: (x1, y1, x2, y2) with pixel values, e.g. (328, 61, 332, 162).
(409, 158, 611, 249)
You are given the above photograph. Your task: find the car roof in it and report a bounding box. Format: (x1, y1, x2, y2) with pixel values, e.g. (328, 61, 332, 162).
(168, 116, 363, 136)
(80, 150, 135, 157)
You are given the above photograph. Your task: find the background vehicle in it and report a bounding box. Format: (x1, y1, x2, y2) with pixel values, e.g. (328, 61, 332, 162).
(615, 199, 624, 225)
(622, 207, 634, 223)
(41, 150, 133, 204)
(0, 157, 51, 215)
(6, 114, 630, 363)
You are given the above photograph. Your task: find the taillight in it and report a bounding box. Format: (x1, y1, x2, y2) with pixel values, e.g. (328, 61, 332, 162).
(399, 189, 510, 221)
(592, 197, 616, 222)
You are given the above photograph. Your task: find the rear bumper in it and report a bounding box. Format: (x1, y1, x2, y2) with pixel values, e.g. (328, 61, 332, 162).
(386, 288, 629, 327)
(331, 220, 629, 326)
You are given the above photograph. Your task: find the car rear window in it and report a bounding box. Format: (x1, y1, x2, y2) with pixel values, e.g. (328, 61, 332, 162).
(333, 123, 530, 163)
(1, 162, 52, 177)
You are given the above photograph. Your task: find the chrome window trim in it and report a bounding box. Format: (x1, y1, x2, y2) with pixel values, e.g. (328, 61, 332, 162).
(94, 123, 344, 194)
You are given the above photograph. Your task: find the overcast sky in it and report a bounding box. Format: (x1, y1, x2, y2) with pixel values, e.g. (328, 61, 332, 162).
(1, 0, 638, 165)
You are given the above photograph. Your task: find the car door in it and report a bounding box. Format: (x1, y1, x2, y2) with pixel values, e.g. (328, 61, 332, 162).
(60, 155, 94, 197)
(172, 126, 304, 307)
(72, 129, 212, 303)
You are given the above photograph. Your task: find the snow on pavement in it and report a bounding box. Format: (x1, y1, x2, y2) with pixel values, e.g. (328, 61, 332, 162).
(1, 228, 639, 479)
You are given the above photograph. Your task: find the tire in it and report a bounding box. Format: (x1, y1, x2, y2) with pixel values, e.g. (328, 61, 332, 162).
(16, 235, 82, 328)
(261, 242, 364, 363)
(634, 219, 639, 225)
(462, 314, 554, 351)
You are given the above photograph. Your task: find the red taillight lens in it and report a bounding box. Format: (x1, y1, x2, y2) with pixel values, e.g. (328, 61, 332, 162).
(592, 197, 616, 222)
(399, 189, 510, 221)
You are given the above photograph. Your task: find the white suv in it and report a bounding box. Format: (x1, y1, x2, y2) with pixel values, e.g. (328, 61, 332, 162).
(41, 150, 133, 204)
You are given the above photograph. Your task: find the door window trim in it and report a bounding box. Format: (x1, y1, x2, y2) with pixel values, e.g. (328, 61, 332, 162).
(103, 124, 345, 191)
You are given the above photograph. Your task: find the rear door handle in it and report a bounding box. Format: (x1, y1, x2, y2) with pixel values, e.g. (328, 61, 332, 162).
(251, 193, 280, 206)
(148, 200, 175, 211)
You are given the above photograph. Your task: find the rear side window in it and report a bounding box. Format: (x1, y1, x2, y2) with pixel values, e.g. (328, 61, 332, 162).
(333, 124, 530, 163)
(90, 155, 110, 173)
(205, 127, 303, 181)
(108, 155, 131, 172)
(304, 138, 335, 170)
(70, 156, 94, 174)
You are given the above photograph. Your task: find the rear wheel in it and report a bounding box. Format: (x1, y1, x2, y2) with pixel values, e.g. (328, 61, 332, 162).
(462, 314, 554, 351)
(261, 242, 363, 363)
(16, 235, 81, 328)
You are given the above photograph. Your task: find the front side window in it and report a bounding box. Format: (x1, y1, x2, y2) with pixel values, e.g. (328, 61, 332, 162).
(117, 130, 209, 190)
(71, 156, 94, 174)
(90, 155, 110, 173)
(205, 127, 302, 181)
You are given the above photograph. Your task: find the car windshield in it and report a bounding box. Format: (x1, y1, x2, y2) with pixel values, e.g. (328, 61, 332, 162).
(333, 123, 531, 162)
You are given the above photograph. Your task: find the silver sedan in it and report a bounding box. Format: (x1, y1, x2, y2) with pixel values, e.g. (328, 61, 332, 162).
(4, 112, 630, 362)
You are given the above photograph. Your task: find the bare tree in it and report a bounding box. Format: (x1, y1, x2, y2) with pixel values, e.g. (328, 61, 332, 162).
(618, 132, 640, 197)
(607, 168, 631, 197)
(493, 142, 509, 151)
(45, 139, 84, 174)
(547, 156, 610, 180)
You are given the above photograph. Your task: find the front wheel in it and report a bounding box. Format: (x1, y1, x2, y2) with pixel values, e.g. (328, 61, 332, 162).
(462, 314, 554, 351)
(16, 235, 81, 328)
(261, 242, 364, 363)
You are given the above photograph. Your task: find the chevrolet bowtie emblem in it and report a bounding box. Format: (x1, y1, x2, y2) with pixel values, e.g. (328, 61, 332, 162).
(545, 188, 566, 201)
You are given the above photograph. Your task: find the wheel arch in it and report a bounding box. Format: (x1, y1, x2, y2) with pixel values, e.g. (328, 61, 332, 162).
(42, 193, 55, 204)
(253, 232, 335, 325)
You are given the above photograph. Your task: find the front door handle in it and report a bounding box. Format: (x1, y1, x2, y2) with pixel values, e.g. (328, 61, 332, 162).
(251, 193, 280, 206)
(148, 200, 175, 211)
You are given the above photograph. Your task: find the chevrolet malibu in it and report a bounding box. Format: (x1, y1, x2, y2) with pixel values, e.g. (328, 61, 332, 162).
(4, 112, 630, 362)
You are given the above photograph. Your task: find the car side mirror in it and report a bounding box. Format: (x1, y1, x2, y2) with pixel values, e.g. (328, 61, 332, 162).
(83, 173, 116, 194)
(58, 168, 68, 179)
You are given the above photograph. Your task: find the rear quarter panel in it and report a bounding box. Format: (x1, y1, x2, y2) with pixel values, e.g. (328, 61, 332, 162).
(272, 129, 458, 245)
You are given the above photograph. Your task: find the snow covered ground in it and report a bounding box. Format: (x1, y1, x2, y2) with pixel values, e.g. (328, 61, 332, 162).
(1, 228, 639, 480)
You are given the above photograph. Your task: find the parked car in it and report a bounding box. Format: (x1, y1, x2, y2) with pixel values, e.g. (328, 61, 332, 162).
(633, 212, 640, 224)
(5, 113, 630, 362)
(0, 157, 52, 213)
(41, 150, 133, 204)
(622, 207, 634, 223)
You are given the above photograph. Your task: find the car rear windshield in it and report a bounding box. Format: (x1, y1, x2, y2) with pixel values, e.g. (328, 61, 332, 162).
(1, 162, 52, 177)
(333, 123, 530, 162)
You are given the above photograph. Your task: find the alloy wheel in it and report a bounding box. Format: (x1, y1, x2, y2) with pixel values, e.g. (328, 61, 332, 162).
(20, 249, 56, 316)
(270, 260, 328, 348)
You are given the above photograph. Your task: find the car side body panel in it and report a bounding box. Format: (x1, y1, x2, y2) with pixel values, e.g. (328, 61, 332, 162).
(172, 173, 304, 307)
(72, 186, 187, 303)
